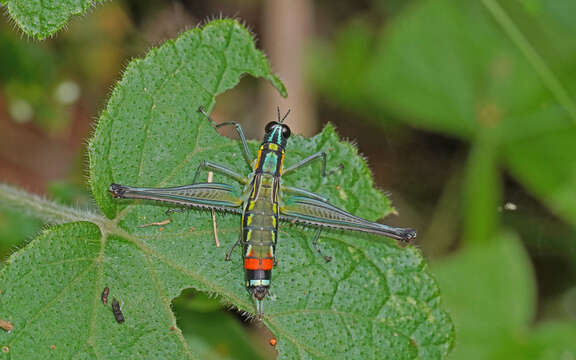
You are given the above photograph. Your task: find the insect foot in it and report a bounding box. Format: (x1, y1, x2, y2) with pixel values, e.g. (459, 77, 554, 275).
(109, 183, 128, 198)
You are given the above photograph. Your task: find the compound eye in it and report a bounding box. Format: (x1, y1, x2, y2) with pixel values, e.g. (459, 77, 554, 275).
(281, 125, 291, 138)
(265, 121, 278, 133)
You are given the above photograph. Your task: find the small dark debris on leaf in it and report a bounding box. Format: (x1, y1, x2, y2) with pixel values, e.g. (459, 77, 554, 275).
(2, 346, 9, 353)
(50, 345, 56, 350)
(101, 287, 109, 305)
(170, 326, 176, 331)
(0, 319, 13, 332)
(269, 338, 277, 347)
(410, 338, 418, 347)
(111, 298, 125, 323)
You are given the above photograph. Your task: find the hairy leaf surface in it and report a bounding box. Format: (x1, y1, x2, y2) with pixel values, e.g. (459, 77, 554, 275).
(0, 20, 453, 359)
(4, 0, 106, 39)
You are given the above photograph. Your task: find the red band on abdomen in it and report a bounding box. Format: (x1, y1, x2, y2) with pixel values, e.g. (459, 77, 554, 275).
(244, 258, 274, 270)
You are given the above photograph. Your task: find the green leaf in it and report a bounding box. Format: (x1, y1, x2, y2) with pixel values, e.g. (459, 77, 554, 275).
(434, 232, 576, 359)
(1, 222, 204, 358)
(504, 113, 576, 226)
(462, 129, 501, 246)
(89, 19, 286, 219)
(311, 21, 376, 115)
(515, 0, 541, 14)
(432, 233, 535, 359)
(0, 20, 453, 359)
(0, 208, 41, 262)
(367, 0, 551, 139)
(528, 322, 576, 359)
(174, 296, 266, 360)
(4, 0, 105, 40)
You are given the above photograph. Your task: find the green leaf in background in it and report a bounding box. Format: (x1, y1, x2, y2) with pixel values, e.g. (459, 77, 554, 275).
(4, 0, 105, 39)
(0, 30, 70, 130)
(433, 233, 535, 359)
(433, 232, 576, 359)
(175, 295, 267, 360)
(371, 0, 576, 230)
(0, 209, 41, 263)
(504, 119, 576, 226)
(0, 19, 454, 359)
(315, 0, 576, 238)
(368, 0, 554, 139)
(528, 322, 576, 359)
(310, 20, 375, 115)
(462, 129, 501, 246)
(515, 0, 542, 14)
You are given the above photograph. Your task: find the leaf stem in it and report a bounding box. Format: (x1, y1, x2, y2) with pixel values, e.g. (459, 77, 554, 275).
(0, 183, 105, 225)
(481, 0, 576, 123)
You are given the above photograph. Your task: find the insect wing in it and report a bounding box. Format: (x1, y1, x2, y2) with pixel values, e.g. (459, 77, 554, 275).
(109, 182, 244, 213)
(279, 195, 416, 241)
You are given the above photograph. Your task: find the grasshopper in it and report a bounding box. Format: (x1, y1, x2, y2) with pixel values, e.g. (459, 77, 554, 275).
(109, 107, 416, 318)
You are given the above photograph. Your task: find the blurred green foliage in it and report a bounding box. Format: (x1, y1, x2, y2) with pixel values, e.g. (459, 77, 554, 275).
(434, 232, 576, 359)
(0, 30, 67, 130)
(174, 290, 267, 360)
(0, 209, 40, 264)
(313, 0, 576, 357)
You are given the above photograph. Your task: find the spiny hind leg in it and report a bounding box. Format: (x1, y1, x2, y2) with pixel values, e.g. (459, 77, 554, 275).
(312, 228, 332, 263)
(165, 207, 188, 215)
(165, 161, 247, 214)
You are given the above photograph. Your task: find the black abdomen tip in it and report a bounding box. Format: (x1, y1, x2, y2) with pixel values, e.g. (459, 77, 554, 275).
(109, 183, 127, 198)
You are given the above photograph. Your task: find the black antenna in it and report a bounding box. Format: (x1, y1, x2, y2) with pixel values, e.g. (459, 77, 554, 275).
(277, 106, 281, 122)
(280, 109, 291, 123)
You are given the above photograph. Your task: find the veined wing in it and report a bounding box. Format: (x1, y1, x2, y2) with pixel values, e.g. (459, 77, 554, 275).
(279, 195, 416, 242)
(109, 182, 244, 214)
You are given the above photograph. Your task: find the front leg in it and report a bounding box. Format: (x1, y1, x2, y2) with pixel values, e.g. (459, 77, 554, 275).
(198, 106, 254, 168)
(192, 160, 249, 185)
(283, 151, 327, 177)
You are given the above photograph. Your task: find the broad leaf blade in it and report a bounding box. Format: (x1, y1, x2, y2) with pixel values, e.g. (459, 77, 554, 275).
(89, 19, 286, 219)
(0, 222, 199, 359)
(269, 230, 453, 359)
(1, 19, 453, 359)
(88, 17, 454, 359)
(432, 232, 542, 360)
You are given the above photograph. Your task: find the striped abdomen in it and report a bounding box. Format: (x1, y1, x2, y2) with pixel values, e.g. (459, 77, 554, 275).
(242, 173, 279, 300)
